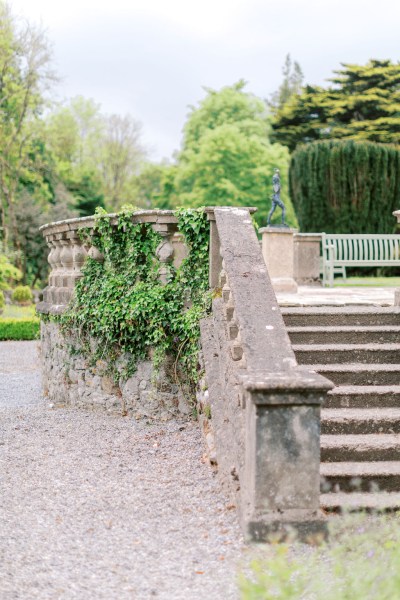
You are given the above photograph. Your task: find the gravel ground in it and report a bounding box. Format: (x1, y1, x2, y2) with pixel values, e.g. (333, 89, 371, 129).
(0, 341, 245, 600)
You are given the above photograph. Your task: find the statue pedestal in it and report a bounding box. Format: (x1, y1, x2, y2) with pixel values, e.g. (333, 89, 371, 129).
(259, 227, 298, 293)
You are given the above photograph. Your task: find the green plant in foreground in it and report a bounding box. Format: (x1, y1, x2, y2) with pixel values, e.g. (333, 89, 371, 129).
(0, 317, 40, 340)
(239, 513, 400, 600)
(60, 206, 211, 399)
(11, 285, 33, 305)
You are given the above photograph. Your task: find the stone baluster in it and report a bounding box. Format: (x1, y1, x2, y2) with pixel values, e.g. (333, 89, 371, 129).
(71, 234, 88, 283)
(59, 236, 74, 305)
(43, 237, 56, 304)
(88, 245, 105, 263)
(171, 232, 189, 268)
(153, 223, 177, 285)
(51, 236, 64, 305)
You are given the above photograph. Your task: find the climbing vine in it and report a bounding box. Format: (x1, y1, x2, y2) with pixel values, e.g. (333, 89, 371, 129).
(60, 206, 211, 394)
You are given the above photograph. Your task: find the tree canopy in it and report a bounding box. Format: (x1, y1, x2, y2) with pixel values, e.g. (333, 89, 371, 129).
(0, 0, 54, 255)
(289, 139, 400, 234)
(272, 60, 400, 151)
(267, 54, 304, 113)
(175, 82, 297, 226)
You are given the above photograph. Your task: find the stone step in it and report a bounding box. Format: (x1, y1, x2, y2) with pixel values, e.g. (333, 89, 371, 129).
(282, 306, 400, 328)
(321, 434, 400, 462)
(320, 491, 400, 511)
(321, 408, 400, 435)
(287, 325, 400, 345)
(294, 343, 400, 365)
(325, 385, 400, 408)
(308, 364, 400, 386)
(320, 461, 400, 493)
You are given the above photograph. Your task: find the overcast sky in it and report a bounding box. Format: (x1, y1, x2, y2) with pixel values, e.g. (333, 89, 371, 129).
(10, 0, 400, 161)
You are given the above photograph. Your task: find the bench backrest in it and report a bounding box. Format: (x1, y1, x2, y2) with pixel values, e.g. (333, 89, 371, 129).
(322, 234, 400, 263)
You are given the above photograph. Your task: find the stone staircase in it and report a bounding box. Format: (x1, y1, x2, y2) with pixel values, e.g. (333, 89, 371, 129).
(282, 306, 400, 511)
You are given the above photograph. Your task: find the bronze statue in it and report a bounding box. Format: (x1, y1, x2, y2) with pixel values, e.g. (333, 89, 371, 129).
(267, 168, 287, 227)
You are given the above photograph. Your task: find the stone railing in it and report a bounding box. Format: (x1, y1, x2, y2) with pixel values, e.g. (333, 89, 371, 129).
(200, 207, 334, 543)
(38, 206, 333, 543)
(37, 210, 194, 420)
(38, 210, 185, 315)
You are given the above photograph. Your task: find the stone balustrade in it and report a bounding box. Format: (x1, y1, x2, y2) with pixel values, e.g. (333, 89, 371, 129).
(37, 206, 332, 543)
(37, 210, 184, 315)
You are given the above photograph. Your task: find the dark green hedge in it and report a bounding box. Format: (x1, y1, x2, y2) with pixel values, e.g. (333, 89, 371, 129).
(0, 318, 40, 340)
(289, 140, 400, 233)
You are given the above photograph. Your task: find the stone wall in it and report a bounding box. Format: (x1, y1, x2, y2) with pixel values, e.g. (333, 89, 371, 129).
(41, 320, 189, 420)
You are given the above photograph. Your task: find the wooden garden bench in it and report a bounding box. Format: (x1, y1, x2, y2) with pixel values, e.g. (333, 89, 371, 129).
(321, 233, 400, 287)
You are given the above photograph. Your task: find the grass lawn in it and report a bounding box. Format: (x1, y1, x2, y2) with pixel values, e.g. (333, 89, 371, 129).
(334, 276, 400, 287)
(240, 513, 400, 599)
(0, 304, 37, 319)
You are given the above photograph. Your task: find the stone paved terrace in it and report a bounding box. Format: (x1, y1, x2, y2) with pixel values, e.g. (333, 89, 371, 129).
(277, 286, 396, 307)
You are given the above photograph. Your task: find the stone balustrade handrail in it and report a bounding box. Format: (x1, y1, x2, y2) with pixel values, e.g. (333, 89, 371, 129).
(39, 207, 258, 236)
(37, 207, 258, 316)
(204, 207, 334, 541)
(39, 209, 179, 236)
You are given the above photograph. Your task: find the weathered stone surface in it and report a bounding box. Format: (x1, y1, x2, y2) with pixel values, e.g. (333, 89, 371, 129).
(202, 208, 334, 543)
(40, 321, 189, 420)
(101, 376, 119, 395)
(294, 233, 322, 286)
(259, 226, 298, 293)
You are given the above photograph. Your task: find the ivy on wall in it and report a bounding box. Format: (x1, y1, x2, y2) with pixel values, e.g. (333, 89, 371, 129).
(60, 206, 211, 392)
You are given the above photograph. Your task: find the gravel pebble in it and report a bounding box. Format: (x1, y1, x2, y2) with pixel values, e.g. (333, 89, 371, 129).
(0, 341, 245, 599)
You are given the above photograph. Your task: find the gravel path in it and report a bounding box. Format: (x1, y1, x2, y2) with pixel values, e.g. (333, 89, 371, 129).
(0, 341, 245, 600)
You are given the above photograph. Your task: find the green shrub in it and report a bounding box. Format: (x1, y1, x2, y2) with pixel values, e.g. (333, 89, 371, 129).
(289, 139, 400, 233)
(0, 291, 4, 313)
(11, 285, 33, 305)
(0, 317, 40, 340)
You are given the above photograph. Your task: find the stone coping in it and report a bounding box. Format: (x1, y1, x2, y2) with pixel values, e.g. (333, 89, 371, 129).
(259, 226, 298, 234)
(294, 233, 322, 239)
(36, 301, 67, 315)
(239, 369, 333, 397)
(39, 210, 178, 236)
(40, 206, 258, 236)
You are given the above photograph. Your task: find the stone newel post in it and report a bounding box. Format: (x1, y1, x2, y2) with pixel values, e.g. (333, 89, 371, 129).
(259, 226, 298, 293)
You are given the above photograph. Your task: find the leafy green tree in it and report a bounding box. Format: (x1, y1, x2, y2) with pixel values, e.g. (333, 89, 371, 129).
(272, 60, 400, 151)
(14, 186, 78, 286)
(175, 82, 297, 226)
(0, 244, 22, 289)
(268, 54, 304, 112)
(131, 162, 176, 209)
(45, 99, 146, 210)
(182, 80, 270, 147)
(94, 113, 145, 208)
(0, 1, 54, 251)
(66, 171, 105, 217)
